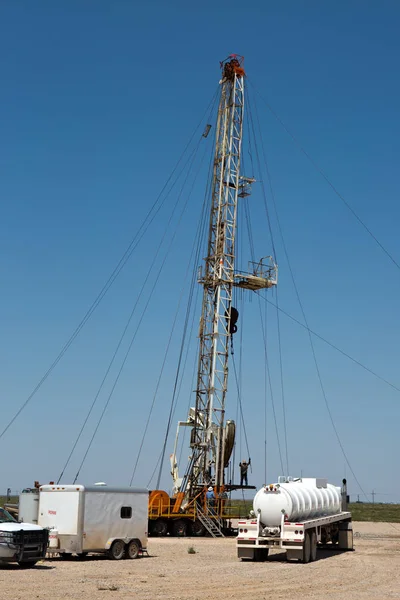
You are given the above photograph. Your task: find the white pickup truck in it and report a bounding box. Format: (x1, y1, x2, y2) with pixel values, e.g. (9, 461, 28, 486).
(0, 507, 49, 567)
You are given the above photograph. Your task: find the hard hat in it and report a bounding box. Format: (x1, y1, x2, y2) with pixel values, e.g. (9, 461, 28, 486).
(208, 486, 213, 491)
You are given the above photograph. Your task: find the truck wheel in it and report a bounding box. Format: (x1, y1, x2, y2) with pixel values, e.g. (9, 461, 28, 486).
(151, 519, 168, 537)
(171, 519, 188, 537)
(310, 530, 317, 562)
(125, 540, 140, 559)
(189, 520, 205, 537)
(108, 540, 125, 560)
(302, 532, 311, 563)
(18, 561, 38, 568)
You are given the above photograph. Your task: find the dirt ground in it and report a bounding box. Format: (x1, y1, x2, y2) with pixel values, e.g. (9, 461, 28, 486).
(1, 522, 400, 600)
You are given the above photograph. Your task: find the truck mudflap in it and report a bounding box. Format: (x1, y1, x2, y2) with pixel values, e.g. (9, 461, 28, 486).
(0, 528, 49, 563)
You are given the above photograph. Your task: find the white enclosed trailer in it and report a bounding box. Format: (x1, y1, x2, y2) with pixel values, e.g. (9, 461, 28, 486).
(237, 477, 353, 563)
(38, 485, 148, 560)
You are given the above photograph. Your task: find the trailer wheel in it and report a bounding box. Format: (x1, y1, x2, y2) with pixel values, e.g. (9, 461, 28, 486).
(302, 532, 311, 563)
(18, 561, 38, 568)
(171, 519, 188, 537)
(310, 530, 317, 562)
(108, 539, 125, 560)
(189, 520, 206, 537)
(125, 539, 140, 559)
(150, 519, 168, 537)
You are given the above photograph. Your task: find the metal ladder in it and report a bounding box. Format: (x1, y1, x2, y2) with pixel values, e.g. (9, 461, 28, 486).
(196, 503, 225, 538)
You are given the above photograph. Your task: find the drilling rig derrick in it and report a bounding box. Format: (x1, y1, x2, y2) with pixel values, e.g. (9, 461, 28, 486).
(171, 56, 277, 508)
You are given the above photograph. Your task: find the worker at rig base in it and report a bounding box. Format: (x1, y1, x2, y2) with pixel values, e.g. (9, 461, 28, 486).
(206, 486, 216, 508)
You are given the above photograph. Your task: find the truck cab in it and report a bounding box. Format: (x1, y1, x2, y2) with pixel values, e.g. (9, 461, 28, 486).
(0, 507, 49, 567)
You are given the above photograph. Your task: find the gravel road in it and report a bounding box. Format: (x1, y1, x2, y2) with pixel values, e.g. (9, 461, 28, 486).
(1, 522, 399, 599)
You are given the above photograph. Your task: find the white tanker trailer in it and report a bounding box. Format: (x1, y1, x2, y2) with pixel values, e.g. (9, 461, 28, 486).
(237, 477, 353, 563)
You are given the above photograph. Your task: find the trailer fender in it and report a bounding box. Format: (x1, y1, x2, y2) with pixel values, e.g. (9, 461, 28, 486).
(105, 537, 131, 550)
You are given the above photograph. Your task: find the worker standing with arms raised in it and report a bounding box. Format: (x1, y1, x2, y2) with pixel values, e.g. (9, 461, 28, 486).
(239, 458, 251, 486)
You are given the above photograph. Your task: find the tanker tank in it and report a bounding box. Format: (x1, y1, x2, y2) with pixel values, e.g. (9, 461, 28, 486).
(253, 477, 342, 527)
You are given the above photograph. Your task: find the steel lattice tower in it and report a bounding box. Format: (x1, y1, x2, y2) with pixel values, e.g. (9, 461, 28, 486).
(176, 56, 277, 501)
(189, 56, 246, 493)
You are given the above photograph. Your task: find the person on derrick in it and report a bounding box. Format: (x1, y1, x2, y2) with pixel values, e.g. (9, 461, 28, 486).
(239, 458, 251, 486)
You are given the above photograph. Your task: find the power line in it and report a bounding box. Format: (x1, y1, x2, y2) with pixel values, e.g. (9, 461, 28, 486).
(0, 87, 220, 443)
(249, 80, 400, 272)
(57, 139, 205, 483)
(247, 90, 277, 260)
(231, 351, 251, 462)
(263, 297, 268, 484)
(145, 105, 219, 488)
(257, 294, 284, 475)
(275, 288, 289, 476)
(257, 290, 377, 501)
(247, 89, 288, 477)
(248, 84, 368, 498)
(248, 86, 289, 476)
(131, 144, 211, 487)
(72, 136, 210, 482)
(154, 123, 220, 489)
(260, 294, 400, 396)
(178, 132, 216, 472)
(246, 122, 363, 493)
(234, 291, 246, 471)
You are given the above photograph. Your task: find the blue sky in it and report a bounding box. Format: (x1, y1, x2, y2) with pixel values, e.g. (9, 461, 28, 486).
(1, 1, 400, 503)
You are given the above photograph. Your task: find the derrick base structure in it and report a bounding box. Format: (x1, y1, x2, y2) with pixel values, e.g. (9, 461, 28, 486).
(148, 488, 252, 538)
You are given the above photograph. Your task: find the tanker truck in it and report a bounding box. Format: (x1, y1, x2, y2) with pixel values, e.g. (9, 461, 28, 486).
(237, 477, 352, 563)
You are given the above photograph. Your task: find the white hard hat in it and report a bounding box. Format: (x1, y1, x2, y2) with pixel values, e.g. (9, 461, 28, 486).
(208, 486, 213, 491)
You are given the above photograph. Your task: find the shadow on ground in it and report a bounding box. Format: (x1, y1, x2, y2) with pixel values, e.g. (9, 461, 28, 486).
(0, 563, 54, 570)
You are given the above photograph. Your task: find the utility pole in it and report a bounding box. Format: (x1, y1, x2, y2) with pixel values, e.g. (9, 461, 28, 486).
(372, 489, 376, 504)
